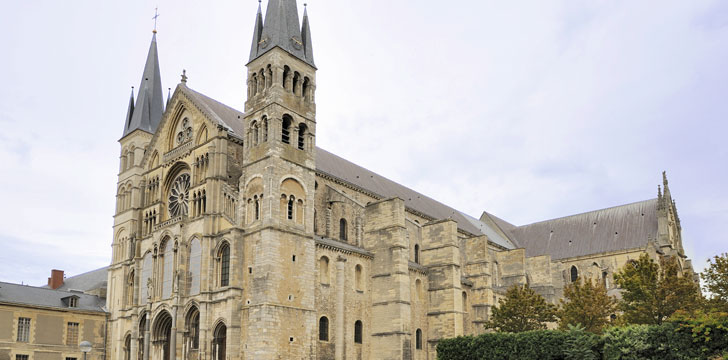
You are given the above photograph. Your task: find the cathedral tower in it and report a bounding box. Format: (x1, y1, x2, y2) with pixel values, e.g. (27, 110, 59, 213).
(240, 0, 319, 357)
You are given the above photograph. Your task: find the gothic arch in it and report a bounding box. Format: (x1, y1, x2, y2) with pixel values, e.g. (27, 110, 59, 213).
(196, 124, 208, 145)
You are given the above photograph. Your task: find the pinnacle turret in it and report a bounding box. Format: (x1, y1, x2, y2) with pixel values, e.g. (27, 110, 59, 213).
(248, 0, 315, 67)
(122, 32, 164, 137)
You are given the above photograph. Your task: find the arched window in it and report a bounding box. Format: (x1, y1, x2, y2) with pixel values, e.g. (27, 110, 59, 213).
(219, 243, 230, 287)
(282, 115, 292, 144)
(189, 238, 202, 295)
(251, 121, 259, 145)
(282, 66, 290, 89)
(354, 320, 363, 344)
(602, 271, 609, 288)
(319, 256, 330, 284)
(124, 334, 132, 360)
(414, 244, 420, 264)
(212, 323, 227, 360)
(570, 265, 578, 282)
(318, 316, 329, 341)
(415, 329, 422, 350)
(339, 218, 348, 241)
(302, 77, 310, 100)
(287, 196, 294, 220)
(254, 195, 260, 221)
(355, 264, 363, 291)
(262, 116, 268, 142)
(298, 123, 307, 150)
(162, 240, 174, 299)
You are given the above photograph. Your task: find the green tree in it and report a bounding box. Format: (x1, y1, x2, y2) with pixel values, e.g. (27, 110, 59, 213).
(613, 254, 701, 325)
(485, 284, 557, 332)
(558, 277, 618, 333)
(701, 252, 728, 312)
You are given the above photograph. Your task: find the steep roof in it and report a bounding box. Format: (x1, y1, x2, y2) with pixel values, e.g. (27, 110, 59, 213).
(1, 282, 105, 313)
(180, 85, 246, 137)
(46, 267, 108, 293)
(123, 33, 164, 137)
(316, 148, 515, 248)
(248, 0, 315, 67)
(507, 199, 658, 260)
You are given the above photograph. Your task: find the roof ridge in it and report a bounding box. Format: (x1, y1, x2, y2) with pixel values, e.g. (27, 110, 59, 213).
(2, 281, 93, 296)
(517, 198, 658, 228)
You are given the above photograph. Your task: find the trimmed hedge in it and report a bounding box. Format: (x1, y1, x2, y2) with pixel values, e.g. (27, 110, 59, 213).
(437, 317, 728, 360)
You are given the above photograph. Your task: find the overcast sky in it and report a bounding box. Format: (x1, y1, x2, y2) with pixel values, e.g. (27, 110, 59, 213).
(0, 1, 726, 288)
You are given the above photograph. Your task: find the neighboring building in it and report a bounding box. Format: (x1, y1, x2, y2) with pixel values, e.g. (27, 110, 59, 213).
(106, 1, 697, 359)
(0, 281, 106, 360)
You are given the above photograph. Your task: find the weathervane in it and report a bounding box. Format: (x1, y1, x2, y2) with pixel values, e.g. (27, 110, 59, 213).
(152, 7, 160, 33)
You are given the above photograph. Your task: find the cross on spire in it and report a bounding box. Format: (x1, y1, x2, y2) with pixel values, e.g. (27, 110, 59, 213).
(152, 7, 160, 33)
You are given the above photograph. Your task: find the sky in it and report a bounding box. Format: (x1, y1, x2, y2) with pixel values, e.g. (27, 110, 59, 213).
(0, 1, 726, 288)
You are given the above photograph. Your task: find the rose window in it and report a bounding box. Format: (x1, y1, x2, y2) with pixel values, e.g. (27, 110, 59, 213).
(168, 173, 191, 217)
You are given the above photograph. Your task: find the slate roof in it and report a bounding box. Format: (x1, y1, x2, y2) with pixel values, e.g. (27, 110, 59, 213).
(48, 267, 109, 293)
(0, 282, 105, 313)
(505, 199, 658, 260)
(180, 85, 246, 137)
(316, 148, 516, 248)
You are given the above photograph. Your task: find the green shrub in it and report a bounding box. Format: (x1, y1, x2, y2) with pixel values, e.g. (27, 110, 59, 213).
(436, 314, 728, 360)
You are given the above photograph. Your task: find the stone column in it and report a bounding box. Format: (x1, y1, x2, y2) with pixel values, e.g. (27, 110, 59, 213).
(335, 256, 347, 360)
(170, 306, 177, 359)
(144, 307, 151, 360)
(130, 319, 138, 360)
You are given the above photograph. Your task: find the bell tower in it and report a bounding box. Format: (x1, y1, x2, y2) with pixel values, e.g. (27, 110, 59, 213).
(240, 1, 318, 358)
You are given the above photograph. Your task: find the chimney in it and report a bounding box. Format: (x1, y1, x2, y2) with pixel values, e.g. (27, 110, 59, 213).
(48, 269, 64, 290)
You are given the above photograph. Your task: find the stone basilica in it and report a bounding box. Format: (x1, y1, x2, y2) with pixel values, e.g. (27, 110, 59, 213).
(105, 1, 696, 359)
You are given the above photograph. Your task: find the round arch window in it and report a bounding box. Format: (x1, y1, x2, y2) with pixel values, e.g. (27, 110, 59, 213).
(168, 173, 191, 217)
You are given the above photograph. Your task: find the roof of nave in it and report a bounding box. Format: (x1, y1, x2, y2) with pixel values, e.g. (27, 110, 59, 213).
(42, 266, 108, 293)
(314, 149, 516, 248)
(178, 86, 516, 248)
(504, 199, 659, 260)
(1, 281, 106, 313)
(179, 85, 247, 138)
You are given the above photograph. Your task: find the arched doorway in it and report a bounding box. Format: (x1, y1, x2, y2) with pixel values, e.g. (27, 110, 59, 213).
(152, 311, 173, 360)
(212, 322, 227, 360)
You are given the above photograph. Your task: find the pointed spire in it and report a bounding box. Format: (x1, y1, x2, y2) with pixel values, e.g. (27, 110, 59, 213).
(249, 0, 264, 62)
(166, 87, 171, 108)
(662, 170, 672, 198)
(122, 32, 164, 137)
(248, 0, 315, 67)
(300, 3, 314, 64)
(124, 87, 135, 130)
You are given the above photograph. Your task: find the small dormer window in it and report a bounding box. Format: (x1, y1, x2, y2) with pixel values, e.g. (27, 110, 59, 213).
(69, 297, 78, 307)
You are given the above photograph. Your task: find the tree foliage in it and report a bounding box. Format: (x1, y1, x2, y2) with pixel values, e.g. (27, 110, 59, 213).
(558, 278, 618, 333)
(613, 254, 701, 325)
(485, 284, 557, 333)
(701, 252, 728, 311)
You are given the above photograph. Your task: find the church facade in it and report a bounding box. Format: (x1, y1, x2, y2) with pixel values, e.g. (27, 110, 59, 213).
(105, 1, 696, 359)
